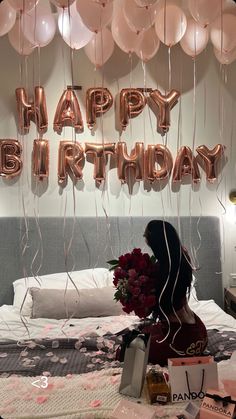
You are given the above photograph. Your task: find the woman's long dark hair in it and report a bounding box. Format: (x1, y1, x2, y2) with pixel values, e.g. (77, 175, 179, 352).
(144, 220, 193, 317)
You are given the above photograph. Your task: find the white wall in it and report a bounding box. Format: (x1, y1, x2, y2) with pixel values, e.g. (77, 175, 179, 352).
(0, 32, 236, 287)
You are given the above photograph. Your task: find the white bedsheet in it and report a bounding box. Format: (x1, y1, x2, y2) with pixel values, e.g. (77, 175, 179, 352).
(0, 305, 138, 342)
(0, 298, 236, 342)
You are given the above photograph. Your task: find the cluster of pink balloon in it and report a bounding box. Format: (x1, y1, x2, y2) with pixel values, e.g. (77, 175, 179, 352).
(1, 0, 236, 66)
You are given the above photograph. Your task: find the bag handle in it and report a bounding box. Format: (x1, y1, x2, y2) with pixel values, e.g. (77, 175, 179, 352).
(185, 369, 205, 399)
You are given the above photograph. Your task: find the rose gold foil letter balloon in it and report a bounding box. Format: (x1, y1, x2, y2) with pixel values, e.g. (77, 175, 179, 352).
(172, 146, 200, 183)
(120, 89, 146, 131)
(196, 144, 225, 183)
(149, 89, 180, 133)
(85, 143, 116, 182)
(58, 141, 84, 185)
(15, 86, 48, 135)
(116, 142, 144, 183)
(0, 140, 22, 178)
(146, 144, 173, 182)
(86, 88, 113, 130)
(53, 88, 84, 134)
(33, 139, 49, 181)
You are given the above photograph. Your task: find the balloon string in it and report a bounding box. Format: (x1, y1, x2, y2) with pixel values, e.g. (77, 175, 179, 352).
(61, 8, 67, 90)
(168, 46, 171, 91)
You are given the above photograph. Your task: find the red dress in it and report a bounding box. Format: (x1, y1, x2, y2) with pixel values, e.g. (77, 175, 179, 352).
(143, 313, 208, 366)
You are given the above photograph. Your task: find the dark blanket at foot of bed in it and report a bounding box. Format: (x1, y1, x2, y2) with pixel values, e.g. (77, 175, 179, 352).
(0, 329, 235, 377)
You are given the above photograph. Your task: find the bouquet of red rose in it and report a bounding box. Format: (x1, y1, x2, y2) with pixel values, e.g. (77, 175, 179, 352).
(107, 248, 159, 319)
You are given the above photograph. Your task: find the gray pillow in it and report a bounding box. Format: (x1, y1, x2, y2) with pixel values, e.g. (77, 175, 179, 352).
(30, 286, 124, 319)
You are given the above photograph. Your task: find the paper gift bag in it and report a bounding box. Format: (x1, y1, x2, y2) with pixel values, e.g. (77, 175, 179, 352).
(119, 332, 150, 398)
(199, 389, 236, 419)
(168, 356, 218, 403)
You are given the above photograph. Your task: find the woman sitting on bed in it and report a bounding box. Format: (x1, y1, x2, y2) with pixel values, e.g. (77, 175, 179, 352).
(142, 220, 208, 366)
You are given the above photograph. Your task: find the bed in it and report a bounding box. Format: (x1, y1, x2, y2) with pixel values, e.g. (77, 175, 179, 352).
(0, 216, 236, 419)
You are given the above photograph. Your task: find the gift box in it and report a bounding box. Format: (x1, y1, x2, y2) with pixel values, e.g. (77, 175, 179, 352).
(119, 331, 150, 398)
(110, 399, 156, 419)
(199, 389, 236, 419)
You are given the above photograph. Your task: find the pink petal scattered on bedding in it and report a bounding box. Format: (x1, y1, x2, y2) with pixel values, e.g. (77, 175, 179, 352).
(36, 396, 48, 404)
(86, 364, 94, 369)
(110, 376, 119, 384)
(33, 356, 41, 360)
(52, 340, 59, 348)
(20, 350, 28, 357)
(97, 343, 104, 349)
(0, 352, 8, 358)
(229, 337, 235, 340)
(95, 350, 103, 355)
(50, 355, 59, 363)
(42, 371, 51, 377)
(90, 399, 102, 408)
(75, 341, 82, 350)
(60, 357, 68, 364)
(27, 341, 37, 349)
(46, 352, 54, 357)
(47, 383, 55, 391)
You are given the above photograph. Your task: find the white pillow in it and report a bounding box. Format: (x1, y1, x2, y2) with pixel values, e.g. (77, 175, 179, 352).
(13, 268, 114, 316)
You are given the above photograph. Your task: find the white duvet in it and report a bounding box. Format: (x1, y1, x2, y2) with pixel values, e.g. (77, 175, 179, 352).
(0, 298, 236, 342)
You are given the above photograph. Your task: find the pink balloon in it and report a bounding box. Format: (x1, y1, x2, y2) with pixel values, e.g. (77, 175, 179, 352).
(8, 18, 35, 55)
(111, 6, 139, 53)
(84, 27, 114, 67)
(50, 0, 75, 6)
(210, 14, 236, 53)
(188, 0, 226, 28)
(7, 0, 39, 12)
(214, 46, 236, 65)
(135, 0, 158, 6)
(123, 0, 159, 33)
(58, 1, 93, 49)
(135, 26, 160, 61)
(180, 18, 209, 57)
(22, 8, 56, 47)
(0, 1, 16, 37)
(154, 4, 187, 47)
(76, 0, 113, 33)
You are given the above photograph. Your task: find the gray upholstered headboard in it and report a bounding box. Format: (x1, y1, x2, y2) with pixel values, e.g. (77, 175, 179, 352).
(0, 217, 223, 308)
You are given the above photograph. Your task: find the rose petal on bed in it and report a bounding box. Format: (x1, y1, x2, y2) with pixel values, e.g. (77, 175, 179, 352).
(59, 357, 68, 364)
(87, 364, 94, 369)
(46, 352, 54, 357)
(97, 342, 104, 349)
(80, 347, 87, 353)
(52, 340, 59, 349)
(20, 350, 28, 357)
(75, 341, 82, 350)
(221, 334, 228, 337)
(90, 399, 102, 408)
(33, 356, 41, 360)
(27, 341, 37, 349)
(229, 337, 235, 341)
(0, 352, 8, 358)
(36, 396, 48, 404)
(50, 355, 59, 363)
